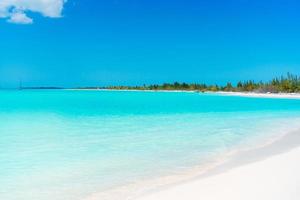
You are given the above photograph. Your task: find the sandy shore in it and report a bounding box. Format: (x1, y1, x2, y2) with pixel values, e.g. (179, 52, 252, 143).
(215, 91, 300, 99)
(137, 129, 300, 200)
(67, 89, 300, 99)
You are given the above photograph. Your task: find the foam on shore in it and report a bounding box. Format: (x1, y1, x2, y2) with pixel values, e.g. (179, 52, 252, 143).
(136, 128, 300, 200)
(84, 125, 300, 200)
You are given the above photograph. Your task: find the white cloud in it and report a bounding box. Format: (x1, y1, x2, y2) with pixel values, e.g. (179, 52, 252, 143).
(7, 9, 33, 24)
(0, 0, 67, 24)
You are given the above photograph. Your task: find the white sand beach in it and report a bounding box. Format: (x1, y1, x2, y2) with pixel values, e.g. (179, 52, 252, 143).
(138, 130, 300, 200)
(216, 91, 300, 99)
(69, 89, 300, 99)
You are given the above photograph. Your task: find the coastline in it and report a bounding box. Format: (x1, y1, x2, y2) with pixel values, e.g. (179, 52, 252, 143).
(84, 125, 300, 200)
(66, 89, 300, 99)
(214, 91, 300, 99)
(136, 128, 300, 200)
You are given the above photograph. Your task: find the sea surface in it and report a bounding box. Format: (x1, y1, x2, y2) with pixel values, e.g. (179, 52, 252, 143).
(1, 90, 300, 200)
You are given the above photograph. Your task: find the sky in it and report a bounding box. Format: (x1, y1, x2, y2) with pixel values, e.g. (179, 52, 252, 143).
(0, 0, 300, 88)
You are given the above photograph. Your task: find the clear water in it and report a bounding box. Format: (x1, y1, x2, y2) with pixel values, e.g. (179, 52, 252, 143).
(1, 90, 300, 200)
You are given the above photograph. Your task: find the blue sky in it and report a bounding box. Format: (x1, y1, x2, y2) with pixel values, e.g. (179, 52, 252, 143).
(1, 0, 300, 88)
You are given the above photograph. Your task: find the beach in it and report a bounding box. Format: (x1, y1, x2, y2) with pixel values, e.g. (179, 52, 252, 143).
(138, 129, 300, 200)
(1, 90, 300, 200)
(2, 0, 300, 199)
(216, 91, 300, 99)
(69, 89, 300, 99)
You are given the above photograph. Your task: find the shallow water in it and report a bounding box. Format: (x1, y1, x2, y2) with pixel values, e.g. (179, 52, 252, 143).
(0, 90, 300, 200)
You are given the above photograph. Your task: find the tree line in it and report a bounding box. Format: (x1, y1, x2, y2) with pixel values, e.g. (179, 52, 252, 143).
(102, 73, 300, 93)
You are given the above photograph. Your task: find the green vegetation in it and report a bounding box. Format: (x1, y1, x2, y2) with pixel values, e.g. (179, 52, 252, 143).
(101, 73, 300, 93)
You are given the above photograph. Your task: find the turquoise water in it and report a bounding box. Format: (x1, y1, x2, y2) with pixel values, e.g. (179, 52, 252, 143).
(1, 90, 300, 200)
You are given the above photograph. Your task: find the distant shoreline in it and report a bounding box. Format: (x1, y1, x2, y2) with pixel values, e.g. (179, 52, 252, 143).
(9, 87, 300, 99)
(215, 91, 300, 99)
(13, 73, 300, 94)
(65, 88, 300, 99)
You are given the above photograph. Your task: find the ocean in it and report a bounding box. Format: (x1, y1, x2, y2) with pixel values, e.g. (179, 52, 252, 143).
(1, 90, 300, 200)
